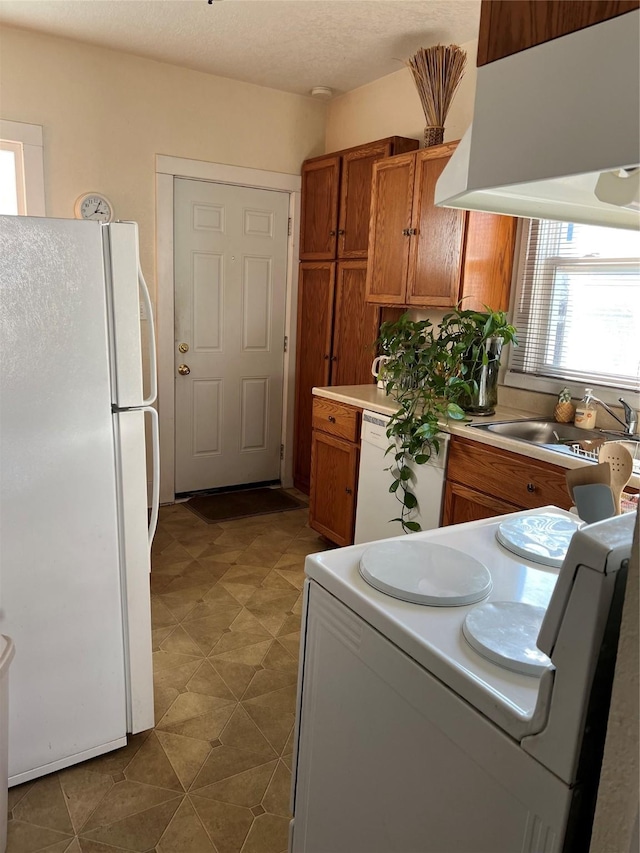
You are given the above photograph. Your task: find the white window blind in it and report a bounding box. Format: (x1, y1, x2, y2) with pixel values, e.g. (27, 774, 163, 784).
(508, 219, 640, 393)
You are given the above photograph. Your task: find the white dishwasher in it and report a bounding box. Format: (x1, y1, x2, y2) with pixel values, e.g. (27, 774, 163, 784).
(354, 410, 449, 544)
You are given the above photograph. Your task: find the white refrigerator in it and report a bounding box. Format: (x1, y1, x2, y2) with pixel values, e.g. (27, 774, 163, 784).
(0, 214, 159, 786)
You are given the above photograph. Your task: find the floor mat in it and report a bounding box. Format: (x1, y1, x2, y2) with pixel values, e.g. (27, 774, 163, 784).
(185, 487, 306, 523)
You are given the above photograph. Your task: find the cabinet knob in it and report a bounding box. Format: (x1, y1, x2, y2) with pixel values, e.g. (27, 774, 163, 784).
(328, 416, 336, 423)
(526, 482, 536, 493)
(345, 487, 353, 494)
(330, 356, 337, 361)
(402, 228, 410, 236)
(337, 229, 345, 235)
(329, 230, 337, 236)
(324, 354, 330, 360)
(407, 227, 417, 236)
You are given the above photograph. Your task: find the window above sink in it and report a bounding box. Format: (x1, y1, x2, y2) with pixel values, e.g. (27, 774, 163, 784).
(504, 218, 640, 408)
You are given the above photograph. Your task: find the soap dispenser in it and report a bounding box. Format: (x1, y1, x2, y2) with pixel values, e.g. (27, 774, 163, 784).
(574, 388, 597, 430)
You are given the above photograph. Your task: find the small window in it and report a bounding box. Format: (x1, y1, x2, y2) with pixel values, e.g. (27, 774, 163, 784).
(0, 120, 45, 216)
(0, 140, 27, 215)
(506, 219, 640, 398)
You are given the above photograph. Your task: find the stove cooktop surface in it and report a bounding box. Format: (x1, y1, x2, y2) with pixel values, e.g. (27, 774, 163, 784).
(304, 507, 575, 739)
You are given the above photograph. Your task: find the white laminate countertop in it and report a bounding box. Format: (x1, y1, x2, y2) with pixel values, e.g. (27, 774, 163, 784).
(313, 384, 640, 489)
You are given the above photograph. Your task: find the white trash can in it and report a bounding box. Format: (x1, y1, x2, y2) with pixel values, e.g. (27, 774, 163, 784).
(0, 635, 15, 853)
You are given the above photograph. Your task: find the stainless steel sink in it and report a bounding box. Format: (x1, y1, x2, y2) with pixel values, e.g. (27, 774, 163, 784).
(469, 419, 604, 446)
(468, 418, 639, 461)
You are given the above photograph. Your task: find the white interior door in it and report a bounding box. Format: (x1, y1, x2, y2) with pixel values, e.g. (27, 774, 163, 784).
(174, 177, 289, 493)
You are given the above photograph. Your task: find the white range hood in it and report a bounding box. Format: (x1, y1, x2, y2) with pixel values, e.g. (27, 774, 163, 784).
(435, 11, 640, 230)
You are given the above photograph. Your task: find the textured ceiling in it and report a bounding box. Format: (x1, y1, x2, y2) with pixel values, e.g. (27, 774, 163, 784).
(0, 0, 481, 97)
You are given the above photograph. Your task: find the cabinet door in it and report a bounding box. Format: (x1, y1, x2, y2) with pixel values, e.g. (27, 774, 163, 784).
(293, 263, 335, 493)
(331, 261, 379, 386)
(477, 0, 639, 66)
(365, 154, 416, 305)
(300, 156, 341, 260)
(460, 213, 518, 312)
(442, 481, 520, 526)
(309, 432, 359, 546)
(338, 142, 392, 259)
(407, 145, 466, 307)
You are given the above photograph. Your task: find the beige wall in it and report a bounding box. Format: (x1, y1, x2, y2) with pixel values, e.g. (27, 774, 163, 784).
(325, 39, 478, 151)
(0, 26, 327, 298)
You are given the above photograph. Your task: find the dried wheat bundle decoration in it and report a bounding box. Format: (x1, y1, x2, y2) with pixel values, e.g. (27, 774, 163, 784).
(407, 44, 467, 147)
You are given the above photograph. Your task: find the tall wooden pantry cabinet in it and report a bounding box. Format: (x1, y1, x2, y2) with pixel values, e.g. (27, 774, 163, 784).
(293, 136, 419, 493)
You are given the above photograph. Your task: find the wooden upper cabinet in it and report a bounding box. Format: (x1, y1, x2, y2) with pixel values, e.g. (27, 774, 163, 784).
(300, 137, 418, 262)
(366, 142, 518, 311)
(338, 138, 418, 258)
(461, 212, 518, 312)
(365, 154, 416, 305)
(407, 145, 466, 307)
(300, 157, 341, 260)
(338, 142, 391, 258)
(477, 0, 639, 66)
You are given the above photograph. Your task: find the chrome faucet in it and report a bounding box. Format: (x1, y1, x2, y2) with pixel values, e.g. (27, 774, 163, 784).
(585, 393, 638, 437)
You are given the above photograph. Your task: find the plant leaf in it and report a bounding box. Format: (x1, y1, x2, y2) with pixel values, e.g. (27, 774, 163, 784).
(403, 492, 418, 509)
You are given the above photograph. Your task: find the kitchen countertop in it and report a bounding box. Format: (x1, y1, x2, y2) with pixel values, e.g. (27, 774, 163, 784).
(313, 384, 640, 489)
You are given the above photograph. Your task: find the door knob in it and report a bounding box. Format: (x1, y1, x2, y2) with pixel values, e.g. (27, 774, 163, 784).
(178, 364, 191, 376)
(178, 342, 189, 354)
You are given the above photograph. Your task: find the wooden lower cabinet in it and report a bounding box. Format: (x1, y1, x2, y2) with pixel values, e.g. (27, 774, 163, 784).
(331, 261, 380, 386)
(309, 399, 361, 546)
(293, 264, 335, 493)
(293, 261, 378, 494)
(442, 435, 573, 526)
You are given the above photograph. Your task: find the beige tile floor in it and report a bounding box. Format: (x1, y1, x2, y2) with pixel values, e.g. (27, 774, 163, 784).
(7, 496, 332, 853)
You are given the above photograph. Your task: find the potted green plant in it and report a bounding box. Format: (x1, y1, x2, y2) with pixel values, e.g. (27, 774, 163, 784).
(439, 306, 518, 416)
(376, 307, 517, 532)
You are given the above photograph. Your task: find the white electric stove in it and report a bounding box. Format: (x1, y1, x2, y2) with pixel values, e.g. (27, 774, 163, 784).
(289, 506, 636, 853)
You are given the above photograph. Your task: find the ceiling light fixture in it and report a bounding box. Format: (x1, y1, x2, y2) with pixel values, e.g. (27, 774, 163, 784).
(310, 87, 333, 99)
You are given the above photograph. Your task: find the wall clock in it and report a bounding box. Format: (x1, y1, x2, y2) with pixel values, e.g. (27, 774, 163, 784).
(74, 193, 114, 222)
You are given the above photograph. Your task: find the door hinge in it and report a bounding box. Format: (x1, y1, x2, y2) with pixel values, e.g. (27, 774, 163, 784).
(288, 217, 292, 236)
(284, 335, 288, 353)
(280, 443, 284, 460)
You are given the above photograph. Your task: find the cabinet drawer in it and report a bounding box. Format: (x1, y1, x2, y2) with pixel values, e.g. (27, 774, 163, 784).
(447, 436, 572, 511)
(312, 397, 361, 442)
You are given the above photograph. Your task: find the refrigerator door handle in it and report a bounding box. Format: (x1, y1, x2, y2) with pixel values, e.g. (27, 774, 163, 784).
(142, 405, 160, 550)
(138, 264, 158, 406)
